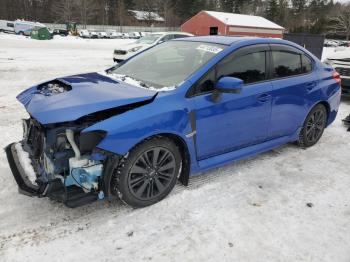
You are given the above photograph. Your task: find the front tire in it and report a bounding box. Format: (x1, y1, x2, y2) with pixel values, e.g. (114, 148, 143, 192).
(112, 137, 181, 208)
(298, 104, 327, 148)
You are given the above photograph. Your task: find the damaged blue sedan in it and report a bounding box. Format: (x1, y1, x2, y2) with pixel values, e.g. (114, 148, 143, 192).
(6, 37, 341, 208)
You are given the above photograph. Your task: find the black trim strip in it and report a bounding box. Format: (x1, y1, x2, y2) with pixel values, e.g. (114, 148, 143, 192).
(189, 110, 198, 160)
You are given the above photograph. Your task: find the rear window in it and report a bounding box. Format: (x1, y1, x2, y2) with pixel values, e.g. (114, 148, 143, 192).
(174, 34, 190, 39)
(272, 51, 302, 78)
(301, 54, 313, 73)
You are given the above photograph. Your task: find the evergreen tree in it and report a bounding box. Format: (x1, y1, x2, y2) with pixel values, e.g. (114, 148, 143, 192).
(292, 0, 307, 15)
(174, 0, 204, 23)
(266, 0, 279, 22)
(123, 0, 135, 10)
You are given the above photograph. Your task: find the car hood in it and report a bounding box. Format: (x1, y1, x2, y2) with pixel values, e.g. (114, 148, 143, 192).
(17, 72, 157, 124)
(327, 49, 350, 60)
(116, 42, 152, 51)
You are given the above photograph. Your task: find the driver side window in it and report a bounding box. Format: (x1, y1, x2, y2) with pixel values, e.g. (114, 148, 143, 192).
(192, 50, 267, 96)
(217, 51, 267, 84)
(195, 69, 216, 95)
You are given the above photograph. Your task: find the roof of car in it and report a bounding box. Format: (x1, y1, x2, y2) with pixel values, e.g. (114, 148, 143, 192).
(149, 31, 192, 36)
(176, 36, 290, 46)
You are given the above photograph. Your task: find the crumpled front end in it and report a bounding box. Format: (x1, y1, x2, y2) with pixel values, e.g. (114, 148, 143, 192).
(6, 73, 158, 207)
(5, 118, 120, 207)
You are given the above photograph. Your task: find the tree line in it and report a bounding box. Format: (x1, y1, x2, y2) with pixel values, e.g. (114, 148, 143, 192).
(0, 0, 349, 38)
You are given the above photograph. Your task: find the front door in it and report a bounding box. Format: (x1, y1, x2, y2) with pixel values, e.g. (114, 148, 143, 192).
(192, 45, 273, 160)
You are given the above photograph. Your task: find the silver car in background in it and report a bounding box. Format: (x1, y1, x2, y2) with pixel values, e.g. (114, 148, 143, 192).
(113, 31, 193, 63)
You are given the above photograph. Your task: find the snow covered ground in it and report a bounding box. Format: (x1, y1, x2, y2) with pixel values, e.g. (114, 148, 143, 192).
(0, 33, 350, 262)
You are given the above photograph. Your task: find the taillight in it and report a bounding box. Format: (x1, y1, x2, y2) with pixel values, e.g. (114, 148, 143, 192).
(333, 71, 341, 84)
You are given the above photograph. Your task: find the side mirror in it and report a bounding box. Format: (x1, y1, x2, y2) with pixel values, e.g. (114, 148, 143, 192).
(215, 77, 243, 94)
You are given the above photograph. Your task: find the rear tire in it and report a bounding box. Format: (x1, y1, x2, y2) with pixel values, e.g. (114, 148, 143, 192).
(111, 137, 181, 208)
(298, 104, 327, 148)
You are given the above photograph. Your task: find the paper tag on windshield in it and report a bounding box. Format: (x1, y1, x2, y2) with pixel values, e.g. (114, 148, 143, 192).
(196, 45, 223, 54)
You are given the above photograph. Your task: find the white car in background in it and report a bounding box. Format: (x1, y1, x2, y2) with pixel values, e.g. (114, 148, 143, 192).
(98, 31, 108, 38)
(13, 20, 46, 35)
(121, 33, 130, 39)
(324, 49, 350, 96)
(129, 32, 141, 39)
(79, 29, 90, 38)
(0, 20, 15, 33)
(108, 31, 122, 39)
(90, 31, 99, 39)
(113, 31, 193, 63)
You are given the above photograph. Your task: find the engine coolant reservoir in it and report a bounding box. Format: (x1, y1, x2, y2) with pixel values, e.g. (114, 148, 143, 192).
(69, 157, 89, 174)
(67, 157, 103, 192)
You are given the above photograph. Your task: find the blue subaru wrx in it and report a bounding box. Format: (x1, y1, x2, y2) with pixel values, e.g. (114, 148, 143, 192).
(6, 37, 341, 208)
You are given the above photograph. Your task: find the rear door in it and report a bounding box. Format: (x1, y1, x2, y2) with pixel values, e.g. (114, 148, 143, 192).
(268, 44, 317, 139)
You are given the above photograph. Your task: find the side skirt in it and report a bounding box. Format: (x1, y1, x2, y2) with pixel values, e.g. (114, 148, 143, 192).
(194, 130, 300, 174)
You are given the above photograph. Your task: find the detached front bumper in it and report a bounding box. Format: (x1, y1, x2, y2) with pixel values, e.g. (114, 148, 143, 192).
(5, 141, 121, 207)
(5, 143, 44, 197)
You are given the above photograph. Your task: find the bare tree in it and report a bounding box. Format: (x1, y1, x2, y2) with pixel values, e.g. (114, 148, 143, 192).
(76, 0, 100, 27)
(329, 6, 350, 40)
(138, 0, 156, 26)
(51, 0, 76, 23)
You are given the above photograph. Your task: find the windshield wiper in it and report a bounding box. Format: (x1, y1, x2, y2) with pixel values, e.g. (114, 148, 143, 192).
(139, 81, 150, 88)
(120, 74, 151, 89)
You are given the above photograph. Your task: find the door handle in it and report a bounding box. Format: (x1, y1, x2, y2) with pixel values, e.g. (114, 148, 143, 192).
(306, 81, 317, 91)
(257, 94, 271, 103)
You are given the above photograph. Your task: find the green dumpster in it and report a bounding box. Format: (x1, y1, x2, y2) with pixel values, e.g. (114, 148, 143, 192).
(30, 27, 52, 40)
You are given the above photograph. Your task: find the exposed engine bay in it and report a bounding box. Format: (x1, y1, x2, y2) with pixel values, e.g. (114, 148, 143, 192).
(37, 80, 72, 96)
(6, 117, 119, 207)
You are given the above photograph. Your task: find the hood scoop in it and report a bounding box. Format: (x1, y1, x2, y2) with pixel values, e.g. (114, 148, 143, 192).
(37, 80, 72, 96)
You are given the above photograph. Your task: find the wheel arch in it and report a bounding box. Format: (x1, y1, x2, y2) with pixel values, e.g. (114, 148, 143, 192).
(318, 101, 331, 123)
(311, 101, 330, 125)
(129, 133, 191, 186)
(301, 101, 330, 127)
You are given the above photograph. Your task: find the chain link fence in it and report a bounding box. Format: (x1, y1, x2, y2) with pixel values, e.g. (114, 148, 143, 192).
(44, 23, 180, 33)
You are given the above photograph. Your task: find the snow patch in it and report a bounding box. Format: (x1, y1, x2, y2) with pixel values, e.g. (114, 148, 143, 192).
(14, 143, 37, 185)
(99, 71, 176, 92)
(128, 10, 165, 22)
(205, 11, 284, 29)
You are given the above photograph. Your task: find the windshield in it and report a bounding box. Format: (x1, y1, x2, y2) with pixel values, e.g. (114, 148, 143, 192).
(136, 34, 163, 44)
(108, 41, 225, 89)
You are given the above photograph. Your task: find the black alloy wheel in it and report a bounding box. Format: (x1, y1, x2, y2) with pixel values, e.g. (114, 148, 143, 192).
(112, 137, 181, 208)
(299, 104, 327, 147)
(128, 147, 176, 201)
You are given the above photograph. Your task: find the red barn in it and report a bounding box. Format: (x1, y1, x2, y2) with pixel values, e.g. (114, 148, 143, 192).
(181, 11, 284, 38)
